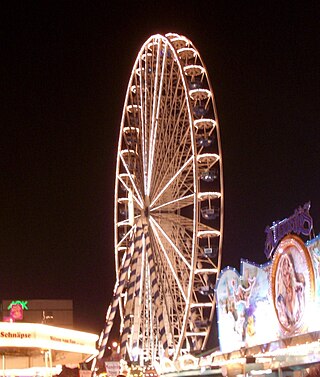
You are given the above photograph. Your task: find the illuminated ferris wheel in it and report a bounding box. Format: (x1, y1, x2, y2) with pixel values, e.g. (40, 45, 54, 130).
(96, 32, 224, 368)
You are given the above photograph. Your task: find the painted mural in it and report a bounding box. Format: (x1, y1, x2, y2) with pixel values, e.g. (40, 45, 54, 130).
(271, 235, 315, 335)
(216, 233, 320, 353)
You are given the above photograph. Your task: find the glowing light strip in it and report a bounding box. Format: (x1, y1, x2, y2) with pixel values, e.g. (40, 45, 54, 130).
(123, 126, 139, 134)
(116, 219, 132, 227)
(193, 118, 216, 128)
(118, 197, 129, 203)
(149, 216, 192, 270)
(198, 192, 221, 200)
(190, 303, 213, 308)
(185, 332, 207, 336)
(150, 156, 193, 208)
(126, 104, 142, 112)
(197, 230, 220, 238)
(151, 193, 194, 212)
(193, 118, 217, 131)
(189, 88, 211, 99)
(171, 36, 189, 45)
(177, 47, 197, 58)
(149, 217, 188, 302)
(166, 32, 180, 38)
(183, 64, 206, 75)
(197, 153, 220, 163)
(194, 268, 218, 274)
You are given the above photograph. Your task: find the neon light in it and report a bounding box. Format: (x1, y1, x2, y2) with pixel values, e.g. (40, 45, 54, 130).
(10, 304, 24, 320)
(7, 300, 28, 310)
(264, 202, 313, 259)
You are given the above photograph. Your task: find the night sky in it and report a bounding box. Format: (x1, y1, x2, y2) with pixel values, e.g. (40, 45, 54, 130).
(2, 2, 319, 339)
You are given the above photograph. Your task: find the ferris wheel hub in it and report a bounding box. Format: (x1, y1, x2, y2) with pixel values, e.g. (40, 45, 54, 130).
(144, 195, 150, 218)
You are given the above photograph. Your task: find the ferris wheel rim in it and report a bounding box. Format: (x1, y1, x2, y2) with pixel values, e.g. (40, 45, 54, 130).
(113, 32, 224, 363)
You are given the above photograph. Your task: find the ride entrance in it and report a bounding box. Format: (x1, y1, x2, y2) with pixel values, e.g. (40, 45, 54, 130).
(92, 32, 224, 372)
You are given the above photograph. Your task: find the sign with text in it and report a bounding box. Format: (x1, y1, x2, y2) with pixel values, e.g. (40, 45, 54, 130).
(0, 322, 98, 356)
(105, 361, 121, 377)
(264, 202, 313, 259)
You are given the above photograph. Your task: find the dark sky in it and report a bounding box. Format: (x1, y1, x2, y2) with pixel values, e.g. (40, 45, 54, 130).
(2, 1, 319, 337)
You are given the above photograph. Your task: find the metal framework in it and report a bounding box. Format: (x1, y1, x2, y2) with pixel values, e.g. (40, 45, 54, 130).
(94, 32, 224, 369)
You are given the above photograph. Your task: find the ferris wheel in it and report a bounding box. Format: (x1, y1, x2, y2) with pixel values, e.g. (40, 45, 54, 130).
(95, 32, 224, 369)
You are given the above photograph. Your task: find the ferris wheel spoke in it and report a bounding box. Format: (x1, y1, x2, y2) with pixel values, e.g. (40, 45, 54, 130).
(150, 155, 193, 208)
(148, 231, 186, 341)
(150, 122, 192, 202)
(147, 40, 168, 196)
(149, 219, 194, 315)
(170, 164, 195, 200)
(151, 193, 194, 212)
(149, 215, 192, 271)
(149, 219, 188, 305)
(148, 62, 184, 190)
(143, 222, 170, 355)
(150, 84, 189, 196)
(149, 236, 190, 312)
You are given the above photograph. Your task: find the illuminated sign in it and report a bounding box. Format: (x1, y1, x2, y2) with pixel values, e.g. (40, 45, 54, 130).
(7, 300, 29, 310)
(216, 233, 320, 353)
(10, 304, 24, 320)
(0, 331, 31, 339)
(264, 202, 313, 259)
(0, 322, 99, 355)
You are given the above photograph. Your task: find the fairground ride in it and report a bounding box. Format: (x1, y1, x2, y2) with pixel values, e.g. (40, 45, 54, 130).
(92, 32, 224, 372)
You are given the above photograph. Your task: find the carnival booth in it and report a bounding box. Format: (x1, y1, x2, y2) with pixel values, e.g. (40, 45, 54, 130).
(213, 203, 320, 375)
(0, 321, 98, 376)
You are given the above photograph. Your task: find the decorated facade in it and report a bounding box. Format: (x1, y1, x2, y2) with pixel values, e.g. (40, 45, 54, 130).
(215, 203, 320, 354)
